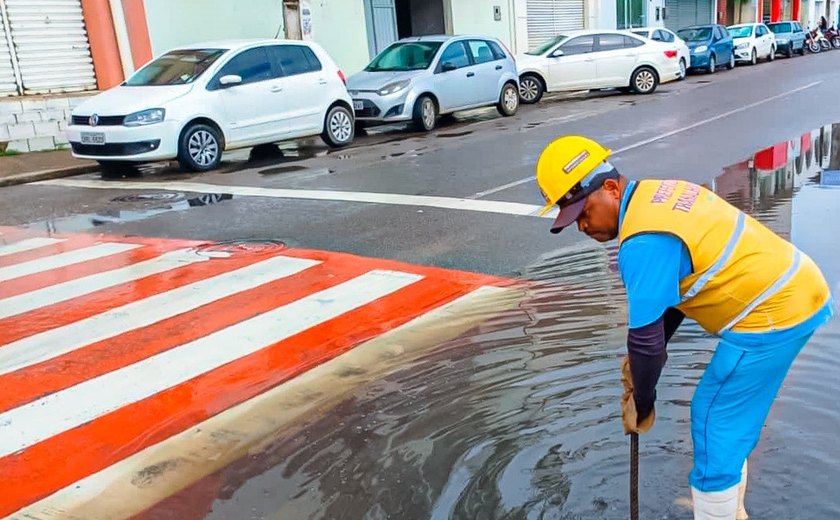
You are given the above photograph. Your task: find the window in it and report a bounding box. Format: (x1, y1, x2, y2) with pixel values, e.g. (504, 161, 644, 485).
(756, 25, 767, 36)
(769, 22, 791, 33)
(270, 45, 322, 76)
(560, 36, 595, 55)
(126, 49, 225, 86)
(659, 30, 676, 42)
(366, 42, 442, 71)
(624, 35, 644, 47)
(678, 27, 712, 42)
(489, 41, 508, 60)
(211, 48, 274, 88)
(467, 40, 496, 64)
(598, 34, 627, 51)
(438, 42, 471, 69)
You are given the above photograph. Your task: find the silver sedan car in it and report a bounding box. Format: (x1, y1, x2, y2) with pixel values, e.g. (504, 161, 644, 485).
(347, 35, 520, 132)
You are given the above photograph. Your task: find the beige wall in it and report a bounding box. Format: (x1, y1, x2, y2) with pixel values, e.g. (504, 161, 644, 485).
(449, 0, 516, 49)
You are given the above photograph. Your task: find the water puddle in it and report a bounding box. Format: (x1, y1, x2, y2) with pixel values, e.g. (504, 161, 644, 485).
(24, 192, 234, 234)
(137, 126, 840, 519)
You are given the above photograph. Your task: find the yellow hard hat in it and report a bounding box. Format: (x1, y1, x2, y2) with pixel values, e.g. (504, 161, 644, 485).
(536, 135, 612, 216)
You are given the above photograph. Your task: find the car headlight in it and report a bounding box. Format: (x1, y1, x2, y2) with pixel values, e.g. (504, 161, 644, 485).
(694, 45, 708, 53)
(377, 80, 410, 96)
(736, 43, 749, 49)
(123, 108, 165, 127)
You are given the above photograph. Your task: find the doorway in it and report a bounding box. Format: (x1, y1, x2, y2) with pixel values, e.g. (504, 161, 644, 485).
(364, 0, 446, 59)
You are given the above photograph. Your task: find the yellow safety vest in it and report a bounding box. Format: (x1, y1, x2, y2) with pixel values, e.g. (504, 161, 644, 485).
(619, 180, 830, 334)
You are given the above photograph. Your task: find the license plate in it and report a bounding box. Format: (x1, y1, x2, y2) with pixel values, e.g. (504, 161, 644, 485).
(80, 132, 106, 145)
(353, 100, 364, 111)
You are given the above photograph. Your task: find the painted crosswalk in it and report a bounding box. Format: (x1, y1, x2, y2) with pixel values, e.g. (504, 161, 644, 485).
(0, 227, 509, 518)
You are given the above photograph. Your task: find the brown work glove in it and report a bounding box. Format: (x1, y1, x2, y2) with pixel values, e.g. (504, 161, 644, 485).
(621, 356, 656, 435)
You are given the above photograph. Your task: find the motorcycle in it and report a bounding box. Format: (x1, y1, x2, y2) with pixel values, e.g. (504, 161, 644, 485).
(825, 26, 840, 49)
(814, 28, 832, 50)
(806, 28, 822, 52)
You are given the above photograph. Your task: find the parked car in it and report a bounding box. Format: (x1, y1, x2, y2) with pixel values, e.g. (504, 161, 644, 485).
(516, 29, 681, 103)
(677, 25, 735, 73)
(67, 39, 354, 176)
(346, 35, 519, 132)
(727, 23, 777, 64)
(767, 21, 807, 56)
(630, 27, 691, 79)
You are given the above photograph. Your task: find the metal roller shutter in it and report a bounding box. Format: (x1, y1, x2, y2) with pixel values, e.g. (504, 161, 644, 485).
(664, 0, 681, 30)
(5, 0, 96, 95)
(0, 4, 19, 95)
(526, 0, 585, 50)
(696, 0, 712, 25)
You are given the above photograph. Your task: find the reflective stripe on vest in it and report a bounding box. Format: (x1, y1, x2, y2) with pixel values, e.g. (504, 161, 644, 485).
(718, 249, 802, 333)
(682, 212, 746, 302)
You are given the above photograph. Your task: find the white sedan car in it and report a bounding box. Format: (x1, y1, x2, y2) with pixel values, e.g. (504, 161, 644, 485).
(727, 23, 777, 65)
(516, 30, 682, 104)
(67, 39, 354, 176)
(630, 27, 691, 79)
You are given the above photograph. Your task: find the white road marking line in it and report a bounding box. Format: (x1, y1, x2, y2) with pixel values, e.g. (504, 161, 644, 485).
(0, 237, 66, 257)
(36, 179, 555, 218)
(469, 81, 823, 199)
(0, 255, 320, 376)
(0, 269, 422, 458)
(0, 249, 206, 321)
(0, 242, 142, 283)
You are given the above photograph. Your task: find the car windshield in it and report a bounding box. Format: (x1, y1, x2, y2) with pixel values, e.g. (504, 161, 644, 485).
(526, 35, 569, 55)
(768, 22, 792, 33)
(124, 49, 226, 86)
(677, 27, 712, 41)
(728, 26, 754, 38)
(365, 42, 442, 72)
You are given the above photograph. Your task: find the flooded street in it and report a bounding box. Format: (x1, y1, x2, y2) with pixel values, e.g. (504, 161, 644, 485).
(134, 130, 840, 520)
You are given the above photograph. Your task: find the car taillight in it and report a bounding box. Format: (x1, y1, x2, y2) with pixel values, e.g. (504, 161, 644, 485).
(664, 49, 678, 58)
(337, 70, 347, 85)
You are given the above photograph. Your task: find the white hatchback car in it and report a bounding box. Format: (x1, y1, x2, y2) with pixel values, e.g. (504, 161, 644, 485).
(630, 27, 691, 79)
(727, 23, 777, 64)
(516, 30, 681, 104)
(67, 39, 354, 176)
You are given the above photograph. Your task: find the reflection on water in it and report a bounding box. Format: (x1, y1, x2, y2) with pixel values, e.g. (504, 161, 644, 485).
(144, 128, 839, 520)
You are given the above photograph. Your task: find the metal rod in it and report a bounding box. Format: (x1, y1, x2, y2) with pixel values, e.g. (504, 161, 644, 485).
(630, 432, 639, 520)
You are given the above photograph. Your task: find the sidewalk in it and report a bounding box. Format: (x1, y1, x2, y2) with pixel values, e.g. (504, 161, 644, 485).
(0, 149, 98, 187)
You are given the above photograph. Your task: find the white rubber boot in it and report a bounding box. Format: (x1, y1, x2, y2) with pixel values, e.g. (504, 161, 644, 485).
(736, 461, 749, 520)
(691, 485, 738, 520)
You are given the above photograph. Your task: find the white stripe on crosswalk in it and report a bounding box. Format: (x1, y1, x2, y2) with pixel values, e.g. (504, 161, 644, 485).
(0, 249, 206, 320)
(0, 255, 320, 376)
(0, 269, 422, 458)
(0, 237, 66, 257)
(0, 242, 142, 283)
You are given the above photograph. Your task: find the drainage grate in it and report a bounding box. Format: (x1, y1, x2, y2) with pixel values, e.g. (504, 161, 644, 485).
(111, 192, 186, 203)
(195, 239, 287, 258)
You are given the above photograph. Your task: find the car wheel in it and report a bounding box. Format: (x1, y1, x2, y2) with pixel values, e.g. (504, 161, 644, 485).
(799, 43, 807, 55)
(98, 160, 140, 179)
(631, 66, 658, 94)
(518, 74, 544, 104)
(768, 45, 776, 61)
(786, 45, 793, 58)
(750, 48, 757, 65)
(412, 95, 437, 132)
(497, 82, 520, 116)
(679, 58, 687, 79)
(321, 105, 354, 148)
(177, 123, 222, 172)
(708, 54, 716, 73)
(727, 52, 736, 69)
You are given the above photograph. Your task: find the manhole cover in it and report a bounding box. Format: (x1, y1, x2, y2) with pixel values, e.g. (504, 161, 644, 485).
(111, 192, 186, 203)
(195, 239, 286, 258)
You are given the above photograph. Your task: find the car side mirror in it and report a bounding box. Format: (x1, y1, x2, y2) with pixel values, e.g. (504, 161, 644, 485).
(441, 62, 457, 72)
(550, 49, 565, 58)
(219, 75, 242, 87)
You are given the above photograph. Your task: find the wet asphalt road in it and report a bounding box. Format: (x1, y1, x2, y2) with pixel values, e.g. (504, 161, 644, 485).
(3, 51, 840, 520)
(4, 51, 840, 275)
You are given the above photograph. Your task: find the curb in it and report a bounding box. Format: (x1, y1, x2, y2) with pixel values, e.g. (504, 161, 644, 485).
(0, 164, 99, 188)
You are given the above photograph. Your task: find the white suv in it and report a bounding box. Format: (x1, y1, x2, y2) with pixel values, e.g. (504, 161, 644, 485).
(67, 39, 354, 176)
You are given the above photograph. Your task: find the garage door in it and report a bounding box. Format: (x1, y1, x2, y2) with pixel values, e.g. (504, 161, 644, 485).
(665, 0, 713, 31)
(526, 0, 585, 50)
(0, 0, 96, 96)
